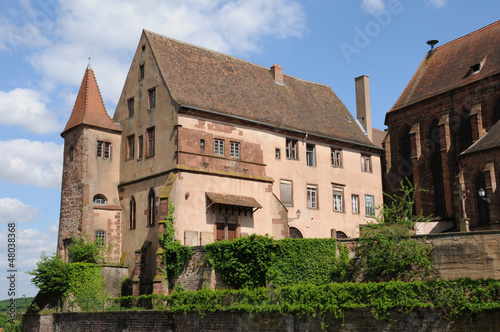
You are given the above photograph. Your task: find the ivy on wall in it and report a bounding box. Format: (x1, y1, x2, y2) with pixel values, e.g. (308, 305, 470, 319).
(158, 200, 193, 287)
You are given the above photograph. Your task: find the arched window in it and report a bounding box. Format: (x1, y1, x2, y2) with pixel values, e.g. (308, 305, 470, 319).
(147, 189, 156, 227)
(429, 119, 445, 218)
(289, 227, 303, 239)
(493, 97, 500, 125)
(399, 126, 413, 185)
(459, 109, 473, 151)
(93, 194, 107, 205)
(95, 230, 105, 247)
(129, 196, 136, 230)
(336, 231, 348, 239)
(475, 172, 490, 225)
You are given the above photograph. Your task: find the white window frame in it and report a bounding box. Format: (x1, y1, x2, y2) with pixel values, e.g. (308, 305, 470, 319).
(365, 194, 375, 216)
(230, 141, 240, 158)
(214, 139, 224, 156)
(286, 138, 297, 160)
(331, 148, 342, 167)
(306, 144, 315, 167)
(352, 195, 359, 214)
(307, 185, 318, 209)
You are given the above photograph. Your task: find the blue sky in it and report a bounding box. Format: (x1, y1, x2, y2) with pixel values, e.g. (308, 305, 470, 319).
(0, 0, 498, 298)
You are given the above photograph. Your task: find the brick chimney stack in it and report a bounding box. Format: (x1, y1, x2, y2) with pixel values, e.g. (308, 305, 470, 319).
(355, 75, 373, 142)
(270, 64, 283, 84)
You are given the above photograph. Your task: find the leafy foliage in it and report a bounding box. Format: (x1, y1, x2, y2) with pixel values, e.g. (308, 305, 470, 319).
(111, 279, 500, 321)
(205, 234, 279, 289)
(69, 233, 110, 263)
(350, 182, 434, 282)
(158, 200, 193, 287)
(28, 253, 72, 298)
(29, 254, 109, 311)
(266, 238, 338, 287)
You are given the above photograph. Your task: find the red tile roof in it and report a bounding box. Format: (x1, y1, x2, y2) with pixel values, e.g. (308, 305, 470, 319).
(145, 31, 375, 148)
(206, 192, 262, 208)
(389, 20, 500, 113)
(371, 128, 387, 149)
(62, 65, 121, 135)
(461, 120, 500, 156)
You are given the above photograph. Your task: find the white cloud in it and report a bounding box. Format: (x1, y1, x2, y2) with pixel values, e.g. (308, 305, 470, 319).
(427, 0, 446, 8)
(0, 198, 39, 223)
(0, 88, 61, 134)
(0, 226, 57, 297)
(361, 0, 385, 13)
(0, 139, 63, 188)
(26, 0, 306, 104)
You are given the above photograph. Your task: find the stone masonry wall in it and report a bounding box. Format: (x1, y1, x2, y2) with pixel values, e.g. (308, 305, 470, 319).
(23, 308, 500, 332)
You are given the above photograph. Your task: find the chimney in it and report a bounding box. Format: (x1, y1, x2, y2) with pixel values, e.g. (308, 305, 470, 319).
(270, 64, 283, 85)
(355, 75, 373, 142)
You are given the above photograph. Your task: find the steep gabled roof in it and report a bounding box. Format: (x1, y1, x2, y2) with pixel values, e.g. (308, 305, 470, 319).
(461, 120, 500, 156)
(62, 65, 121, 136)
(144, 30, 375, 148)
(389, 20, 500, 113)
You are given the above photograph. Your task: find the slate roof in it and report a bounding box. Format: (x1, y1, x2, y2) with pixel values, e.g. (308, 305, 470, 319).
(389, 20, 500, 113)
(145, 30, 375, 148)
(461, 120, 500, 156)
(62, 65, 121, 135)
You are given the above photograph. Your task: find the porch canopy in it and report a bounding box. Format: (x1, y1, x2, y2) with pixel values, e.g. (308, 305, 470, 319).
(206, 192, 262, 216)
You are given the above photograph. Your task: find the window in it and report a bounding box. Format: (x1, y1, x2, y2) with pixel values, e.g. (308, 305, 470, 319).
(352, 195, 359, 214)
(200, 139, 205, 151)
(214, 139, 224, 156)
(129, 197, 136, 230)
(333, 185, 344, 212)
(148, 88, 156, 109)
(97, 141, 111, 159)
(93, 194, 107, 205)
(331, 148, 342, 167)
(286, 138, 298, 159)
(138, 135, 143, 159)
(69, 146, 74, 162)
(127, 98, 134, 118)
(146, 127, 155, 157)
(280, 180, 293, 207)
(275, 148, 281, 159)
(147, 189, 155, 227)
(307, 185, 318, 209)
(139, 64, 144, 80)
(459, 109, 473, 152)
(127, 135, 135, 159)
(306, 144, 315, 166)
(361, 155, 371, 173)
(95, 230, 105, 247)
(230, 141, 240, 158)
(365, 194, 375, 216)
(493, 98, 500, 125)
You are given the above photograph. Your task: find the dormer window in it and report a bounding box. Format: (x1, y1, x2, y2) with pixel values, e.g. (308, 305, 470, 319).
(470, 63, 481, 75)
(469, 57, 486, 76)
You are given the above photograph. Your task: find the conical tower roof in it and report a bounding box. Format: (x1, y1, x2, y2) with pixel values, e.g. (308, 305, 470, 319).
(62, 63, 121, 136)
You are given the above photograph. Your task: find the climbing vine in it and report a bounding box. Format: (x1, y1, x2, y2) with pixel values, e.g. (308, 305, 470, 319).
(158, 200, 193, 287)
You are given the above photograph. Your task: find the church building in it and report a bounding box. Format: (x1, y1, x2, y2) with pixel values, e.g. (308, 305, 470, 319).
(384, 20, 500, 232)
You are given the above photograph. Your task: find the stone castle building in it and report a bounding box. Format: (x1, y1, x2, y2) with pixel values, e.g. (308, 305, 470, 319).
(57, 30, 384, 292)
(383, 20, 500, 232)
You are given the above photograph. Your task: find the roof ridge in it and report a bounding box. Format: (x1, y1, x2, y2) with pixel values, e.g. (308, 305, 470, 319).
(143, 29, 331, 88)
(434, 19, 500, 51)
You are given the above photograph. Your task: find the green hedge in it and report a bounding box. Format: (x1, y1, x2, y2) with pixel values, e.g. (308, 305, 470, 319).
(112, 279, 500, 320)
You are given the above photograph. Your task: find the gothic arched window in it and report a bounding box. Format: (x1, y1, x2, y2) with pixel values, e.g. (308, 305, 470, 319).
(475, 172, 490, 225)
(493, 97, 500, 125)
(129, 196, 136, 230)
(147, 189, 156, 227)
(429, 119, 445, 218)
(459, 109, 473, 151)
(399, 126, 413, 185)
